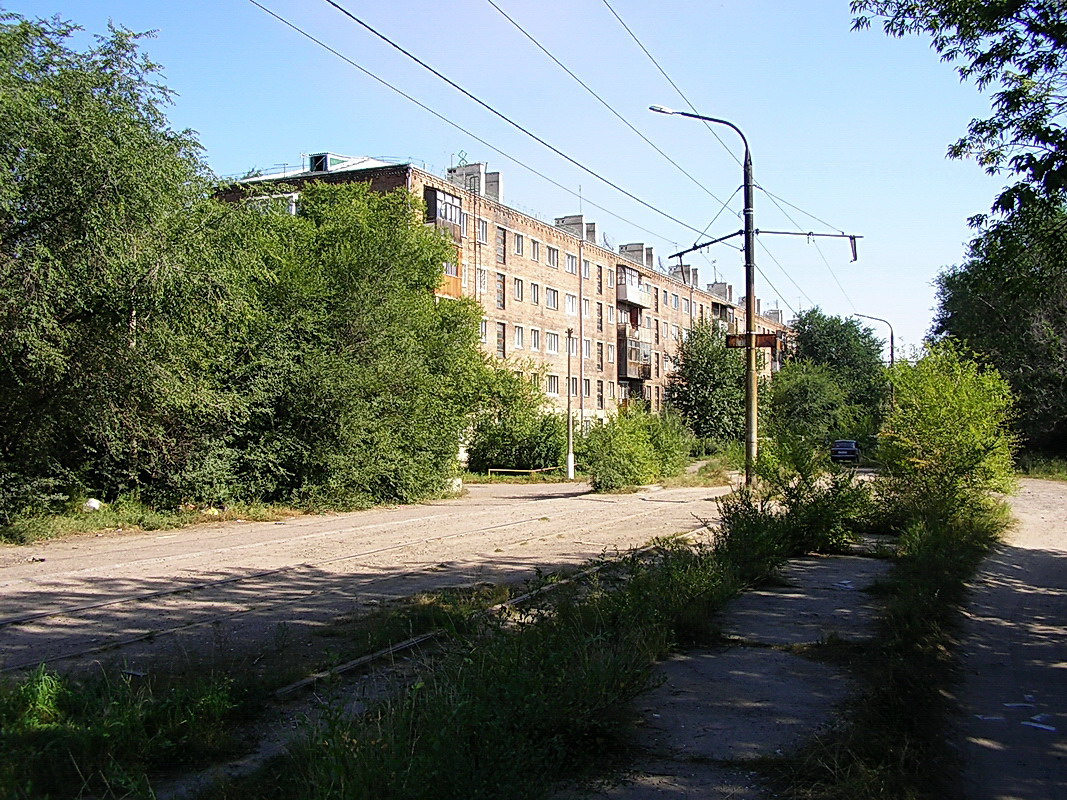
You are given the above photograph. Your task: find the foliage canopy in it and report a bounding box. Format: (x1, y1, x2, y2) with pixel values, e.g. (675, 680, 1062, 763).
(663, 320, 745, 442)
(851, 0, 1067, 214)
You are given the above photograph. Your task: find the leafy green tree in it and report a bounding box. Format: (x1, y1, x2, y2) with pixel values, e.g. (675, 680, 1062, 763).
(879, 342, 1017, 519)
(851, 0, 1067, 214)
(0, 12, 257, 505)
(763, 361, 854, 442)
(933, 199, 1067, 451)
(466, 364, 566, 473)
(787, 308, 887, 413)
(580, 404, 689, 492)
(664, 320, 745, 442)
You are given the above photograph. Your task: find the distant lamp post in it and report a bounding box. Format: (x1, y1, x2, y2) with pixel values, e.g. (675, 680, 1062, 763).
(650, 105, 758, 486)
(853, 313, 894, 366)
(566, 327, 575, 479)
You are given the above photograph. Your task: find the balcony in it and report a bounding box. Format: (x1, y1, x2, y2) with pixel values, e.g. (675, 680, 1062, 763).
(617, 322, 646, 341)
(619, 361, 652, 381)
(616, 281, 652, 308)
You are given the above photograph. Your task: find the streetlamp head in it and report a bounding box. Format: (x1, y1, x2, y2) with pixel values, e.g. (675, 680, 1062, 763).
(649, 105, 676, 115)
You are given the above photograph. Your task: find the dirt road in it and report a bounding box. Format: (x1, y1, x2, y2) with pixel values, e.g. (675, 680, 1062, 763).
(957, 478, 1067, 800)
(0, 481, 731, 676)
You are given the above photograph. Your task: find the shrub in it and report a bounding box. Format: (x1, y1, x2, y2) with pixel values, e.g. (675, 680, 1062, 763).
(579, 405, 688, 492)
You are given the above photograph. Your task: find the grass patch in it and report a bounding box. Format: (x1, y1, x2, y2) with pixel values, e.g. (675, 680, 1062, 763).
(1016, 453, 1067, 481)
(0, 666, 238, 799)
(459, 469, 570, 485)
(0, 495, 305, 545)
(659, 457, 736, 488)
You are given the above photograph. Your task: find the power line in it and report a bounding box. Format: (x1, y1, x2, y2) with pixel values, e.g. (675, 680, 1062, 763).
(245, 0, 687, 244)
(755, 238, 810, 313)
(482, 0, 729, 208)
(600, 0, 857, 264)
(318, 0, 723, 242)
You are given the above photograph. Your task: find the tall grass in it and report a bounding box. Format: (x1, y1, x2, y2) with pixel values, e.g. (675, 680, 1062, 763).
(209, 468, 875, 800)
(0, 666, 237, 799)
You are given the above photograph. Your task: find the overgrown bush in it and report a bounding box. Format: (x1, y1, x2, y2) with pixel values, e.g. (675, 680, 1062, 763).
(466, 366, 565, 473)
(580, 405, 689, 491)
(878, 342, 1017, 526)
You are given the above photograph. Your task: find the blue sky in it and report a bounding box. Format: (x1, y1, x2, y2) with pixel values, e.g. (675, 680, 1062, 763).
(10, 0, 1008, 353)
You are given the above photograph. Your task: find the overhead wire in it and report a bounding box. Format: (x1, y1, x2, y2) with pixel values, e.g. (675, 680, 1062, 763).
(245, 0, 687, 244)
(317, 0, 727, 243)
(483, 0, 729, 209)
(600, 0, 859, 312)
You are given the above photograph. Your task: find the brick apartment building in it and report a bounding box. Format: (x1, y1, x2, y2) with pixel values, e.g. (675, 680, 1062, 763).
(229, 153, 789, 425)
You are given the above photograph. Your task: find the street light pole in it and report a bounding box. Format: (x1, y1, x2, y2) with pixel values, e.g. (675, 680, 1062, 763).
(566, 327, 575, 479)
(650, 105, 758, 486)
(853, 313, 894, 367)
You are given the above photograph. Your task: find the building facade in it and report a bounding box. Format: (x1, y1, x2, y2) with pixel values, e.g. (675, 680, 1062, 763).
(231, 154, 790, 423)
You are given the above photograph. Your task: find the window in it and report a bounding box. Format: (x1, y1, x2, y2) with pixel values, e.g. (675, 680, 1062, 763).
(672, 292, 679, 309)
(608, 305, 616, 324)
(566, 253, 578, 274)
(477, 218, 488, 243)
(569, 376, 579, 396)
(607, 343, 616, 363)
(654, 352, 660, 378)
(583, 338, 591, 359)
(583, 378, 591, 398)
(425, 187, 462, 224)
(663, 321, 669, 339)
(596, 265, 603, 294)
(683, 298, 691, 314)
(514, 325, 524, 349)
(531, 283, 540, 304)
(514, 233, 524, 256)
(531, 240, 540, 261)
(547, 375, 560, 395)
(443, 261, 459, 277)
(672, 324, 680, 340)
(480, 319, 487, 342)
(662, 289, 668, 305)
(547, 246, 559, 268)
(606, 268, 615, 288)
(582, 298, 590, 317)
(460, 212, 469, 238)
(496, 322, 506, 358)
(596, 380, 604, 410)
(565, 293, 578, 315)
(496, 273, 506, 309)
(608, 381, 615, 398)
(514, 278, 524, 302)
(568, 335, 578, 357)
(597, 341, 604, 370)
(530, 373, 541, 389)
(546, 287, 559, 310)
(653, 289, 659, 312)
(596, 302, 603, 332)
(496, 227, 507, 264)
(546, 332, 559, 354)
(582, 259, 591, 279)
(530, 329, 541, 350)
(654, 320, 660, 344)
(645, 314, 653, 329)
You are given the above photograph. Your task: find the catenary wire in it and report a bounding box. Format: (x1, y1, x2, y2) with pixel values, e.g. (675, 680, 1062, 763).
(318, 0, 727, 242)
(601, 0, 857, 256)
(483, 0, 729, 208)
(246, 0, 685, 244)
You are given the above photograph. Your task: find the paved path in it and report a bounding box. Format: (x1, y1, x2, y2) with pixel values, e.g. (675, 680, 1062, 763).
(0, 482, 730, 674)
(956, 478, 1067, 800)
(561, 550, 893, 799)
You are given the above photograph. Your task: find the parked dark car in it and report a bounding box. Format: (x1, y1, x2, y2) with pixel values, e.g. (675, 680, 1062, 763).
(830, 439, 861, 464)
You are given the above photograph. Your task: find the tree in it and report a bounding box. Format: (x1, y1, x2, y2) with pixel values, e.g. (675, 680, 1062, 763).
(664, 320, 746, 442)
(763, 361, 854, 443)
(851, 0, 1067, 215)
(787, 308, 887, 412)
(933, 199, 1067, 451)
(879, 342, 1016, 518)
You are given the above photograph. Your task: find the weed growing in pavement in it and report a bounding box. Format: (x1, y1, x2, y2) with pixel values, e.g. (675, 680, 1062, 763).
(0, 665, 237, 799)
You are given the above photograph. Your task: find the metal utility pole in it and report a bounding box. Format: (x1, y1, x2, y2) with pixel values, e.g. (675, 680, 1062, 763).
(650, 106, 758, 486)
(566, 326, 575, 479)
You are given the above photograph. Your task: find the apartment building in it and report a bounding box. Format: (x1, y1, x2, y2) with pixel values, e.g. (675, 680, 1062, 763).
(230, 153, 789, 423)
